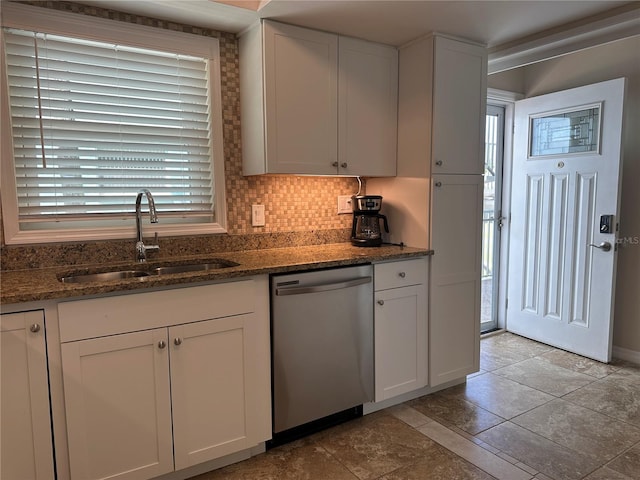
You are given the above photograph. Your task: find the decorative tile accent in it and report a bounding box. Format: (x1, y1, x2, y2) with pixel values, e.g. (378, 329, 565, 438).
(417, 420, 533, 480)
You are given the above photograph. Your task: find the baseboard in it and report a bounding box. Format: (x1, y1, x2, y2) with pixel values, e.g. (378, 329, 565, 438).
(481, 328, 506, 338)
(363, 377, 466, 415)
(155, 444, 265, 480)
(612, 345, 640, 365)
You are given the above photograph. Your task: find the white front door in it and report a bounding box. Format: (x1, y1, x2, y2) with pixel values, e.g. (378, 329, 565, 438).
(507, 78, 625, 362)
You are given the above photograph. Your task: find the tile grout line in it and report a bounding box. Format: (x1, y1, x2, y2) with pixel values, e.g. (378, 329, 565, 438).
(416, 419, 535, 480)
(390, 404, 534, 480)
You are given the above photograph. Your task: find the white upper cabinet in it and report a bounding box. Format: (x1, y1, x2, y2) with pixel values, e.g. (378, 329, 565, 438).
(397, 34, 487, 177)
(338, 36, 397, 176)
(240, 20, 397, 176)
(261, 21, 338, 175)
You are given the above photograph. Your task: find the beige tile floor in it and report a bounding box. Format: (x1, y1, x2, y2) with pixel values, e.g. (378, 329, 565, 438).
(191, 332, 640, 480)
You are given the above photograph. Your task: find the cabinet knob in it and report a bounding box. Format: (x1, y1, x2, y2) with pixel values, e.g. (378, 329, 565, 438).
(435, 160, 443, 166)
(332, 161, 339, 167)
(435, 181, 442, 187)
(340, 162, 348, 169)
(158, 340, 166, 349)
(377, 300, 384, 306)
(398, 272, 406, 278)
(174, 337, 183, 346)
(30, 323, 41, 333)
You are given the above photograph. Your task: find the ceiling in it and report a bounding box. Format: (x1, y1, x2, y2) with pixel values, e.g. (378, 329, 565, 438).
(76, 0, 640, 70)
(255, 0, 634, 48)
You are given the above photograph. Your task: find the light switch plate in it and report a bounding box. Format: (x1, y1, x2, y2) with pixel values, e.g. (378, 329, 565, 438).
(337, 195, 352, 214)
(252, 204, 265, 226)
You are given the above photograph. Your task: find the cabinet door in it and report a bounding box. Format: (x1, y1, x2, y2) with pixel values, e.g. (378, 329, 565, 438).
(170, 314, 263, 469)
(61, 329, 174, 480)
(430, 175, 483, 386)
(263, 21, 338, 174)
(431, 36, 487, 175)
(1, 311, 55, 480)
(374, 285, 428, 401)
(338, 37, 397, 176)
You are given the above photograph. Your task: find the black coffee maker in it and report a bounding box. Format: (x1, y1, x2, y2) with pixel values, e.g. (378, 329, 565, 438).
(351, 195, 389, 247)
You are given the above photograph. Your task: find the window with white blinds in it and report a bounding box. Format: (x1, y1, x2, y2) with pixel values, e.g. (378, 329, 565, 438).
(4, 27, 215, 220)
(1, 4, 226, 244)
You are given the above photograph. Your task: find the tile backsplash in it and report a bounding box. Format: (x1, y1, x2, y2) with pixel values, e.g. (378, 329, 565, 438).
(1, 1, 362, 270)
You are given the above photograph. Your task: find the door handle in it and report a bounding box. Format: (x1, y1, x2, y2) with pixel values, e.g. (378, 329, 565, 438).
(588, 241, 612, 252)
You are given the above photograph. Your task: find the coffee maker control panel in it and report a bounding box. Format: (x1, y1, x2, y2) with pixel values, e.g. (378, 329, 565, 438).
(352, 195, 382, 212)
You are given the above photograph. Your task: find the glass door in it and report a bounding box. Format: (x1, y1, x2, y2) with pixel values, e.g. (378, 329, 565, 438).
(481, 105, 505, 332)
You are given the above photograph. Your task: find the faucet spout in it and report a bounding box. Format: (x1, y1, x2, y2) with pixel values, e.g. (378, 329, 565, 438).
(135, 189, 160, 262)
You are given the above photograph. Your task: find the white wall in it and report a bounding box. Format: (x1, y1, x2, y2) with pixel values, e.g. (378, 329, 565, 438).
(489, 35, 640, 355)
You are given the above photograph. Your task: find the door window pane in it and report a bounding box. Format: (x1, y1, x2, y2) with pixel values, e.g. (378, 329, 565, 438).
(529, 105, 600, 157)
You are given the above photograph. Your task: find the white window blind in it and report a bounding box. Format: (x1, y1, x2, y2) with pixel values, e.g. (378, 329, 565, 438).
(4, 28, 215, 223)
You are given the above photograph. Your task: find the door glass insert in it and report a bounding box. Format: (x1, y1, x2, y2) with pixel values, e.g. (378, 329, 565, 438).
(529, 104, 601, 157)
(482, 105, 505, 333)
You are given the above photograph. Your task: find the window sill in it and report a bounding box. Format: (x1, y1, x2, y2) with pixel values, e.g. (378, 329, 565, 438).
(3, 223, 227, 245)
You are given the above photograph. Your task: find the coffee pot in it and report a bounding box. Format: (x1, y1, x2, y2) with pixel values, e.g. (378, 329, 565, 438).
(350, 195, 389, 247)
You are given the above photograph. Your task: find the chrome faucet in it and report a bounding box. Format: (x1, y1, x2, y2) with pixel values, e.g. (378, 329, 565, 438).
(135, 189, 160, 262)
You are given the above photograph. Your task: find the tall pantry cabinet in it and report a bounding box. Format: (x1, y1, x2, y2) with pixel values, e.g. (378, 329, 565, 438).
(368, 34, 487, 387)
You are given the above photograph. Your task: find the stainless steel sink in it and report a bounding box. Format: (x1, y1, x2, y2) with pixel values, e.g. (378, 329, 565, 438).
(59, 270, 150, 283)
(151, 262, 237, 275)
(58, 259, 239, 283)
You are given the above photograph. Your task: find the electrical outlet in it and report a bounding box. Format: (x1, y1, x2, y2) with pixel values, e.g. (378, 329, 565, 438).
(337, 195, 352, 214)
(252, 204, 265, 227)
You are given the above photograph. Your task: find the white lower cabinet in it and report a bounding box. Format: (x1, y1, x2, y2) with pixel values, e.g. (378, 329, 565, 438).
(170, 315, 261, 469)
(1, 310, 55, 480)
(61, 328, 174, 480)
(373, 258, 428, 401)
(58, 279, 271, 480)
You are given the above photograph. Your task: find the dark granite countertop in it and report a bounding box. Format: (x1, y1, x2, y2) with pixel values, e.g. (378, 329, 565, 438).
(0, 243, 431, 305)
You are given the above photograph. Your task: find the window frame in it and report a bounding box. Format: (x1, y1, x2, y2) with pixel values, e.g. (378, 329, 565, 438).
(1, 3, 227, 244)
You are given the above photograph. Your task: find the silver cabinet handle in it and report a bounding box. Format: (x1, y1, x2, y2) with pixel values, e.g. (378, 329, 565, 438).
(377, 300, 384, 306)
(174, 338, 182, 346)
(158, 340, 166, 349)
(435, 181, 442, 187)
(435, 160, 443, 166)
(30, 323, 41, 333)
(332, 161, 339, 167)
(398, 272, 406, 278)
(588, 242, 612, 252)
(341, 162, 348, 169)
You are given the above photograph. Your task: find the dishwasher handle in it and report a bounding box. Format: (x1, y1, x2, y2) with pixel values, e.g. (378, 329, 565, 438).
(275, 276, 372, 296)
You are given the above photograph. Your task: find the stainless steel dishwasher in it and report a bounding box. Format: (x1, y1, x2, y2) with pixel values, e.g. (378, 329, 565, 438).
(270, 264, 374, 442)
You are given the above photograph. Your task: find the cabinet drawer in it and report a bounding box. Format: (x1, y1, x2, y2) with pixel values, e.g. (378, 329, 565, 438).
(374, 258, 427, 291)
(58, 280, 256, 342)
